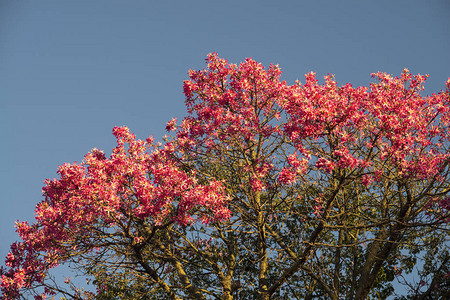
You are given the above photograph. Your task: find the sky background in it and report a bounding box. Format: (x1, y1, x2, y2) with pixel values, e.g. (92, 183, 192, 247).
(1, 0, 449, 296)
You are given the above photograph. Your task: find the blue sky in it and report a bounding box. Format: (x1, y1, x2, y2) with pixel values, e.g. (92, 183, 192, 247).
(1, 0, 449, 295)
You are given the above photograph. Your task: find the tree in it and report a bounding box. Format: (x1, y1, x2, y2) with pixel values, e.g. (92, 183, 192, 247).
(1, 53, 449, 299)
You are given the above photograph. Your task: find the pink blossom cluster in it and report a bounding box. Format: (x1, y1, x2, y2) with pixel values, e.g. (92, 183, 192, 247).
(315, 157, 335, 174)
(180, 53, 287, 149)
(1, 126, 229, 298)
(284, 68, 449, 182)
(279, 154, 308, 185)
(181, 53, 449, 187)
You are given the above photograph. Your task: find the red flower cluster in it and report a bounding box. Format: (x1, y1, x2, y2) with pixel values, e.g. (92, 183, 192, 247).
(1, 126, 229, 298)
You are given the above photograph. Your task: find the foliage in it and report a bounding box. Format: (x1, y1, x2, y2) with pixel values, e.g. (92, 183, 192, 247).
(1, 54, 449, 299)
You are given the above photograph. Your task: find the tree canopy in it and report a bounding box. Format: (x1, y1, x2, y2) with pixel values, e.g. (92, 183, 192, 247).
(1, 54, 449, 299)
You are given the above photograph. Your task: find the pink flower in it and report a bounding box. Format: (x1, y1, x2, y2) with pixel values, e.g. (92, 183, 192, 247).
(361, 175, 374, 187)
(278, 168, 297, 185)
(165, 118, 177, 132)
(315, 157, 335, 173)
(250, 177, 265, 192)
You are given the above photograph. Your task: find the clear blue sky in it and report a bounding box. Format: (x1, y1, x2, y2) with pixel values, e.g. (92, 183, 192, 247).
(1, 0, 449, 295)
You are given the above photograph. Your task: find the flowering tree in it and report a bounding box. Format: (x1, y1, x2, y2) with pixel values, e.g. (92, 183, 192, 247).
(1, 54, 449, 299)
